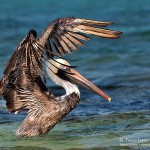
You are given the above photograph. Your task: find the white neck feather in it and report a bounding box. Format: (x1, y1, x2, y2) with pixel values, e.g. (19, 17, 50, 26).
(46, 61, 80, 98)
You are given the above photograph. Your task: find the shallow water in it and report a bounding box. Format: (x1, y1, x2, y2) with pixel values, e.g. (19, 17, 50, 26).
(0, 0, 150, 149)
(0, 111, 149, 150)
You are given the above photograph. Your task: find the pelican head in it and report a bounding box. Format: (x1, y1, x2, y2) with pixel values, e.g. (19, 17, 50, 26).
(46, 59, 111, 101)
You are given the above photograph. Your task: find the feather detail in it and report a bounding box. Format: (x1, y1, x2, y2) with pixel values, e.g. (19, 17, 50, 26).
(37, 17, 122, 57)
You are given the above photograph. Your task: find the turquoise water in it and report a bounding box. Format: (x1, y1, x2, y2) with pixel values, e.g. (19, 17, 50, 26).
(0, 0, 150, 149)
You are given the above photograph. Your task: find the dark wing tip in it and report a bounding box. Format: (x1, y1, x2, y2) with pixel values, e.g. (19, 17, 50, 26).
(28, 29, 37, 38)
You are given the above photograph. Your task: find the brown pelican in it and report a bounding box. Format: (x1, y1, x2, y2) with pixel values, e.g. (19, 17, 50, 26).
(0, 17, 122, 137)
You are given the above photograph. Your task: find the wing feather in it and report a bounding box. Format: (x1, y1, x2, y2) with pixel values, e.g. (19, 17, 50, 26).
(3, 63, 48, 117)
(61, 34, 78, 50)
(37, 17, 122, 57)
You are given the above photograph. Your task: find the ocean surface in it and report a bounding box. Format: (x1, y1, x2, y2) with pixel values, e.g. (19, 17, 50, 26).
(0, 0, 150, 150)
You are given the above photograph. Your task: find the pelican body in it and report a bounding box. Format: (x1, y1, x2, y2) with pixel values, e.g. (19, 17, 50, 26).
(0, 17, 122, 137)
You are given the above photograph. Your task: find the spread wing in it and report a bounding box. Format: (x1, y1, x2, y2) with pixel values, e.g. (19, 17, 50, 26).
(0, 30, 53, 113)
(0, 33, 47, 95)
(1, 32, 69, 114)
(2, 55, 49, 115)
(3, 66, 32, 113)
(36, 17, 122, 58)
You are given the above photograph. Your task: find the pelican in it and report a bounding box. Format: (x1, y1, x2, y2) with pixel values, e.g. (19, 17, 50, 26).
(0, 17, 122, 137)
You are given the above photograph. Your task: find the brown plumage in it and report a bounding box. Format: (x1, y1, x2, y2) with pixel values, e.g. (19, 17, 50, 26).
(0, 17, 122, 137)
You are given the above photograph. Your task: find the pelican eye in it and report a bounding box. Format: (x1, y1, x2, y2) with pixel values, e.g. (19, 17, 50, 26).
(60, 65, 70, 71)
